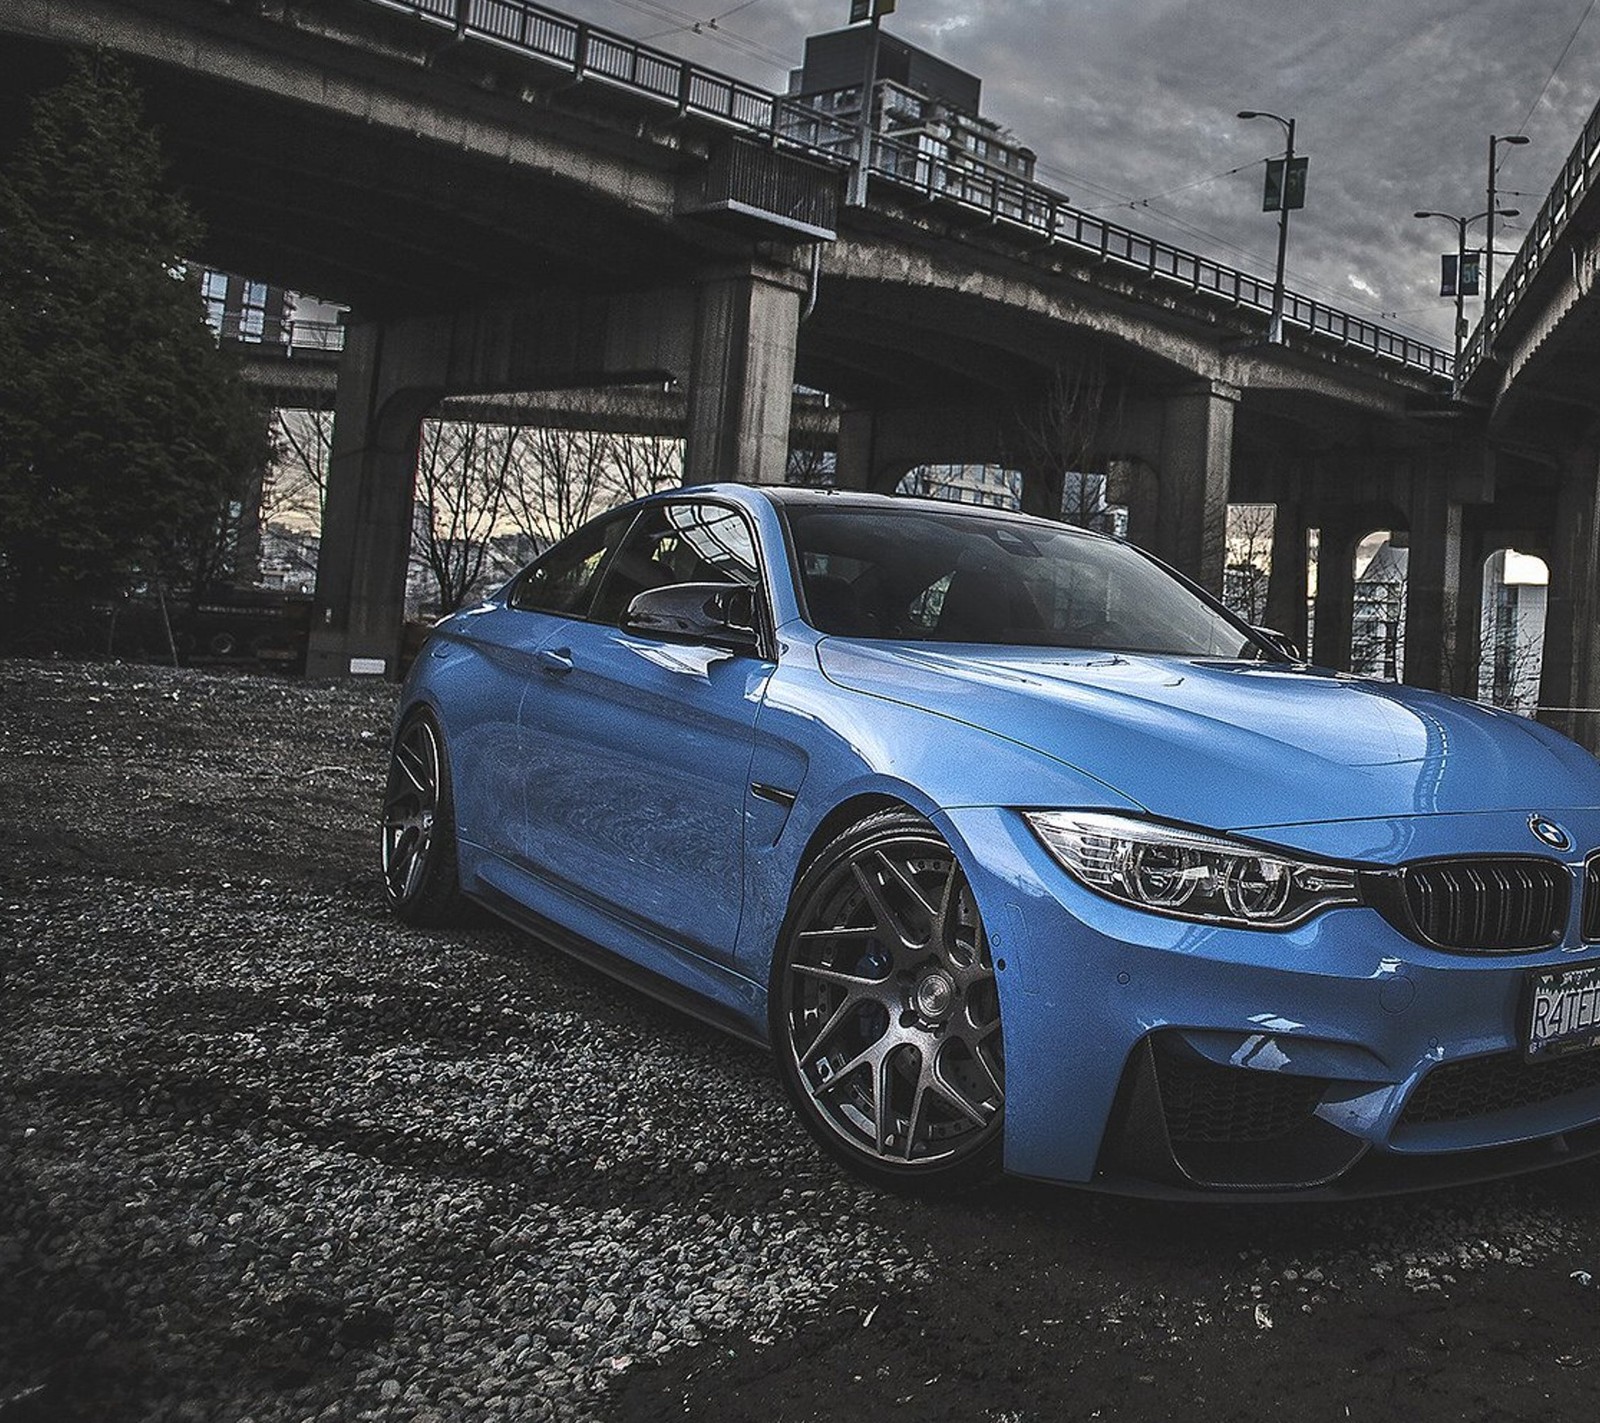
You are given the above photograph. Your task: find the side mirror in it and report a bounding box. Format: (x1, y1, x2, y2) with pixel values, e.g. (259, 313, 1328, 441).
(623, 582, 760, 654)
(1250, 626, 1303, 662)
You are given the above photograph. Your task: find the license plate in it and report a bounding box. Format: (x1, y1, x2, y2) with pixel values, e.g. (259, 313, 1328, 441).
(1525, 963, 1600, 1060)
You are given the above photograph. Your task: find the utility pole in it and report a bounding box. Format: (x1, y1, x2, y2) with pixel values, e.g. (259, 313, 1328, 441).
(1415, 206, 1518, 397)
(847, 0, 895, 206)
(1238, 110, 1302, 344)
(1485, 132, 1529, 347)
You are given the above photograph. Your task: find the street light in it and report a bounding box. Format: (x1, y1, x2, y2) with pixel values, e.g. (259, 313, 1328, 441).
(1485, 133, 1529, 344)
(1414, 206, 1519, 396)
(1239, 108, 1297, 343)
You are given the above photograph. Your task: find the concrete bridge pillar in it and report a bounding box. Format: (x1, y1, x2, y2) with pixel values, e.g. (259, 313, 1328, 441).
(306, 322, 435, 681)
(833, 409, 894, 492)
(1538, 448, 1600, 751)
(306, 284, 708, 677)
(684, 260, 807, 486)
(1020, 467, 1065, 520)
(1262, 467, 1310, 651)
(832, 404, 995, 494)
(1453, 520, 1488, 701)
(1129, 381, 1237, 592)
(1312, 519, 1362, 672)
(1402, 465, 1465, 694)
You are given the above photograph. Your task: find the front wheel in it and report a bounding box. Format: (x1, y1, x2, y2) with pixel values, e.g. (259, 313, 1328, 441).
(381, 709, 466, 927)
(771, 810, 1005, 1192)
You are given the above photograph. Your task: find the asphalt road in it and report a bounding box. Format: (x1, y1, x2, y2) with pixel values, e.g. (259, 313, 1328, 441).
(3, 658, 1599, 1423)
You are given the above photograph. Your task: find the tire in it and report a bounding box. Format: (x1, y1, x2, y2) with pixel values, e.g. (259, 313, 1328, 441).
(770, 809, 1005, 1193)
(381, 709, 467, 927)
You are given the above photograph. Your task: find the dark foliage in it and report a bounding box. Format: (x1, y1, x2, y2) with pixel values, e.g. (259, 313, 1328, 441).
(0, 53, 269, 645)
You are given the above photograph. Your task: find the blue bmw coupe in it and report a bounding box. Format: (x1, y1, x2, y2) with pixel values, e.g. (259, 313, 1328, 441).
(383, 485, 1600, 1196)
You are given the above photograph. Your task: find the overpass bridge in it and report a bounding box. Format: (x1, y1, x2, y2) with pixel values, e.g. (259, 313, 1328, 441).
(1456, 94, 1600, 748)
(8, 0, 1564, 724)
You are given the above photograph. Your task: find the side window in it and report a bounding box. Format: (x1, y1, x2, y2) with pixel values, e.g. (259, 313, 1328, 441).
(589, 501, 762, 625)
(508, 512, 633, 618)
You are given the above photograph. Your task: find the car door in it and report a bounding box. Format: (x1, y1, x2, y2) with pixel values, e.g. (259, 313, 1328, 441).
(519, 498, 774, 965)
(447, 509, 635, 868)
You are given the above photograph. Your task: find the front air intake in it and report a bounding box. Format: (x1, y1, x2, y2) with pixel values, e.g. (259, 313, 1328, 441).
(1401, 1048, 1600, 1126)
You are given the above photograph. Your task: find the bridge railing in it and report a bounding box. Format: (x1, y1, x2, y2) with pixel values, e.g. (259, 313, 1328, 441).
(377, 0, 833, 134)
(215, 314, 347, 355)
(865, 133, 1453, 377)
(364, 0, 1450, 379)
(1461, 92, 1600, 380)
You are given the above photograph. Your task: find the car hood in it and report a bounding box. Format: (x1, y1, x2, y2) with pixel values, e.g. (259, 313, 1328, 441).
(816, 641, 1600, 830)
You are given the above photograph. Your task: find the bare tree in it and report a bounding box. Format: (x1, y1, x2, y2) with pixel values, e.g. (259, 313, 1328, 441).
(265, 408, 333, 527)
(604, 428, 682, 505)
(500, 424, 612, 545)
(1479, 590, 1546, 713)
(1006, 359, 1124, 529)
(413, 419, 515, 616)
(786, 443, 836, 487)
(500, 397, 682, 545)
(1223, 503, 1275, 625)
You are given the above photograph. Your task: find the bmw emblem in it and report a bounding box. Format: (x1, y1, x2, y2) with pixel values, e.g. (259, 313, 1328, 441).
(1529, 815, 1572, 851)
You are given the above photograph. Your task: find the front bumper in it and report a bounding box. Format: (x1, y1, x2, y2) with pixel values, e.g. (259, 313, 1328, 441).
(940, 805, 1600, 1194)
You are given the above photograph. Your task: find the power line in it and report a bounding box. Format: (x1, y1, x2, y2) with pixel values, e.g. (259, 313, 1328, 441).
(708, 0, 771, 21)
(1026, 155, 1141, 207)
(1083, 157, 1271, 216)
(596, 0, 795, 71)
(1511, 0, 1600, 146)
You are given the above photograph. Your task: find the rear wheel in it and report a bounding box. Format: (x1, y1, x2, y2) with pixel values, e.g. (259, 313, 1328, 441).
(771, 810, 1005, 1192)
(381, 710, 466, 926)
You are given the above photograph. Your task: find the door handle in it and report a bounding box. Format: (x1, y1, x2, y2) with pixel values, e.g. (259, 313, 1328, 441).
(535, 647, 574, 676)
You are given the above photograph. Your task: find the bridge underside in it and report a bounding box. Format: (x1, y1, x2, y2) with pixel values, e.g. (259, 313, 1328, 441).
(12, 0, 1594, 748)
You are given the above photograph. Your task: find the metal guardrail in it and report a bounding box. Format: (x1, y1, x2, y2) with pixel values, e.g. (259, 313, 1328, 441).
(362, 0, 1450, 379)
(1461, 93, 1600, 381)
(215, 314, 346, 354)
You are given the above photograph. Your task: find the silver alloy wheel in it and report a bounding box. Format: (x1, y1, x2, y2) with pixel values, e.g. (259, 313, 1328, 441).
(382, 717, 441, 907)
(781, 828, 1004, 1170)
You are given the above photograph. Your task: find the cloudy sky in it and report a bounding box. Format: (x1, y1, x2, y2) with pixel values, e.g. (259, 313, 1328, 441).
(556, 0, 1600, 349)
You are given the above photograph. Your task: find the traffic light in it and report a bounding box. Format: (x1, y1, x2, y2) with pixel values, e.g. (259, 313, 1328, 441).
(850, 0, 897, 21)
(1262, 156, 1308, 212)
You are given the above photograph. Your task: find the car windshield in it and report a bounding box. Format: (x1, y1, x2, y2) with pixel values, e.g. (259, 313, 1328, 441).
(785, 504, 1261, 657)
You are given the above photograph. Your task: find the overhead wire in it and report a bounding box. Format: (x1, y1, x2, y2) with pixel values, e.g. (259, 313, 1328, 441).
(1510, 0, 1600, 143)
(1082, 157, 1271, 215)
(599, 0, 795, 71)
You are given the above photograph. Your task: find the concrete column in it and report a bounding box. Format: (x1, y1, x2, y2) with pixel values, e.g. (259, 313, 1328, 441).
(833, 408, 878, 491)
(1453, 522, 1487, 701)
(684, 260, 806, 486)
(1312, 520, 1360, 672)
(1263, 484, 1309, 653)
(306, 323, 435, 680)
(1402, 462, 1464, 693)
(1020, 467, 1065, 520)
(1108, 458, 1160, 549)
(1539, 449, 1600, 750)
(1153, 382, 1237, 592)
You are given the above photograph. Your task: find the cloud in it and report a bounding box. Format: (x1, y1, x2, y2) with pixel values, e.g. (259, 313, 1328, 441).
(566, 0, 1600, 348)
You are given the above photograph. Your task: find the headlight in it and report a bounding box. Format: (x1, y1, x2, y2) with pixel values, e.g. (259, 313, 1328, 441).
(1024, 811, 1361, 929)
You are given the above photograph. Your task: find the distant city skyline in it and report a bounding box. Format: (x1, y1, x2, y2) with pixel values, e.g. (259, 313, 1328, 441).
(557, 0, 1600, 349)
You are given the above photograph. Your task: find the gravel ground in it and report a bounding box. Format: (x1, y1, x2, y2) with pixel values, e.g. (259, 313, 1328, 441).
(4, 657, 1600, 1422)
